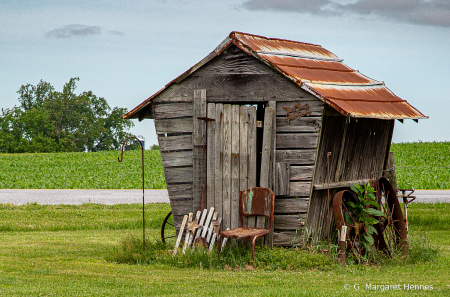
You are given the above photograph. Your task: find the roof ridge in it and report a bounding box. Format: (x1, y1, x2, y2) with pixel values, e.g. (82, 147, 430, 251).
(230, 31, 323, 48)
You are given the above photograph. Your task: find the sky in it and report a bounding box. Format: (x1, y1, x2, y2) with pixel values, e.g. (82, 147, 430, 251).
(1, 0, 449, 148)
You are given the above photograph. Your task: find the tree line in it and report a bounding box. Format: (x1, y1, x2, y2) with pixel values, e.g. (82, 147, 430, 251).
(0, 77, 135, 153)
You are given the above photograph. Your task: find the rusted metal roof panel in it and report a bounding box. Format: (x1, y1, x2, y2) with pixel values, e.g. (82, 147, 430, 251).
(124, 31, 427, 120)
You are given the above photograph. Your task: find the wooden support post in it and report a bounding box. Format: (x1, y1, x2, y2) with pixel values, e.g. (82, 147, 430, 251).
(193, 89, 207, 212)
(338, 225, 347, 265)
(231, 105, 240, 230)
(247, 106, 257, 229)
(206, 103, 216, 210)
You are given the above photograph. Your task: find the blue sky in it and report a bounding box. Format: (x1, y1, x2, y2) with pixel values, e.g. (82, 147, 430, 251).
(1, 0, 449, 148)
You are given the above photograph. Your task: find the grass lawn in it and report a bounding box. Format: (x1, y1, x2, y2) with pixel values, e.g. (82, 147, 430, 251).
(0, 202, 449, 296)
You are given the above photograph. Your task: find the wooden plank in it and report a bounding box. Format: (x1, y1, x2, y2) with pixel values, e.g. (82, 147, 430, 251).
(239, 105, 249, 228)
(158, 135, 192, 152)
(173, 214, 188, 255)
(231, 105, 240, 230)
(214, 104, 224, 230)
(193, 89, 207, 212)
(276, 117, 321, 133)
(206, 212, 218, 243)
(276, 149, 316, 165)
(268, 101, 276, 249)
(275, 162, 290, 196)
(194, 209, 208, 242)
(276, 133, 319, 149)
(260, 107, 274, 188)
(161, 150, 193, 167)
(274, 198, 309, 214)
(155, 118, 193, 134)
(154, 102, 193, 119)
(273, 231, 302, 247)
(206, 103, 216, 210)
(164, 166, 193, 184)
(274, 214, 307, 231)
(247, 106, 257, 229)
(313, 179, 371, 190)
(290, 166, 314, 181)
(258, 106, 273, 240)
(289, 182, 312, 197)
(169, 199, 194, 217)
(201, 207, 215, 238)
(166, 183, 193, 199)
(209, 217, 221, 252)
(222, 104, 232, 231)
(239, 105, 249, 192)
(182, 213, 193, 253)
(276, 100, 323, 117)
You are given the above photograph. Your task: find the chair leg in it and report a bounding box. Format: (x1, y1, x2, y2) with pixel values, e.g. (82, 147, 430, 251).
(251, 237, 258, 262)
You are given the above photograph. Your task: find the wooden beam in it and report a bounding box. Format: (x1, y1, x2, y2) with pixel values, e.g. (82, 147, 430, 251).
(313, 179, 371, 190)
(193, 89, 207, 212)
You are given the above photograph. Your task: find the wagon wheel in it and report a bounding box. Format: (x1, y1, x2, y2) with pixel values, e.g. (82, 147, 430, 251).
(332, 190, 358, 252)
(160, 211, 177, 244)
(370, 178, 408, 255)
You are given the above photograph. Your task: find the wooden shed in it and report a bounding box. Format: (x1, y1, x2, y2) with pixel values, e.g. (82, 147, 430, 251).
(123, 32, 427, 246)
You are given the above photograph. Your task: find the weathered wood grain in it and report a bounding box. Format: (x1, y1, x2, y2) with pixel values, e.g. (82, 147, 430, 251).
(222, 104, 232, 231)
(161, 150, 193, 167)
(247, 106, 257, 229)
(289, 182, 312, 197)
(275, 162, 290, 196)
(167, 183, 193, 199)
(273, 231, 302, 246)
(164, 166, 193, 184)
(155, 118, 193, 134)
(290, 166, 314, 181)
(214, 104, 224, 229)
(276, 133, 319, 149)
(276, 117, 321, 133)
(206, 103, 216, 210)
(239, 105, 249, 192)
(231, 105, 240, 230)
(193, 89, 207, 211)
(274, 198, 309, 214)
(276, 149, 316, 165)
(274, 214, 307, 231)
(154, 102, 193, 119)
(158, 134, 192, 152)
(260, 107, 273, 188)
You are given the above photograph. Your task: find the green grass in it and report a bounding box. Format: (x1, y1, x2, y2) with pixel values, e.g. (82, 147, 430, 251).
(0, 150, 165, 189)
(0, 202, 449, 296)
(391, 142, 450, 189)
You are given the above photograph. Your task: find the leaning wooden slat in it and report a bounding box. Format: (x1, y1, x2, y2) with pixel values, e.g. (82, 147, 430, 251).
(247, 106, 257, 228)
(206, 212, 218, 243)
(201, 207, 215, 238)
(173, 214, 188, 255)
(182, 213, 194, 254)
(193, 89, 207, 211)
(206, 103, 216, 210)
(184, 211, 201, 253)
(194, 208, 209, 242)
(231, 104, 240, 230)
(258, 107, 273, 241)
(208, 217, 222, 252)
(222, 104, 232, 231)
(214, 104, 224, 229)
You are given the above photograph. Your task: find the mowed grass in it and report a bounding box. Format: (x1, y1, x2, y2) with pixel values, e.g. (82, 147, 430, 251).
(391, 142, 450, 189)
(0, 150, 165, 189)
(0, 202, 449, 296)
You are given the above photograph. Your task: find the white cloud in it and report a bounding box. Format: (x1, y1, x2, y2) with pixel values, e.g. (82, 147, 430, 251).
(45, 24, 101, 38)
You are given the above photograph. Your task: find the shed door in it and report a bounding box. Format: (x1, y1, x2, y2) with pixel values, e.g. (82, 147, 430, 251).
(193, 99, 275, 233)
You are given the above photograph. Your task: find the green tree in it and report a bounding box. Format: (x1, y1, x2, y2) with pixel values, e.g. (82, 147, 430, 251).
(0, 77, 134, 153)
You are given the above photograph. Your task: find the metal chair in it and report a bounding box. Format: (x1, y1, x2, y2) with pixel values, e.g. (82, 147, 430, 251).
(217, 187, 275, 261)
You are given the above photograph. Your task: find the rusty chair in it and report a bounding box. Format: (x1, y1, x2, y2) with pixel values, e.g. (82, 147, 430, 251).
(217, 187, 275, 261)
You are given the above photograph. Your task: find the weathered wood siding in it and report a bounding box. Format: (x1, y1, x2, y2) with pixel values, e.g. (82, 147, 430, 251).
(306, 112, 394, 239)
(273, 99, 324, 246)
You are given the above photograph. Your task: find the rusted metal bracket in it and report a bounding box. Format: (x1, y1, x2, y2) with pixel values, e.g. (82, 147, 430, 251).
(283, 102, 311, 122)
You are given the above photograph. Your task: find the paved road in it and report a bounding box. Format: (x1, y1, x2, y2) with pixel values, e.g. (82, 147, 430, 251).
(0, 189, 449, 205)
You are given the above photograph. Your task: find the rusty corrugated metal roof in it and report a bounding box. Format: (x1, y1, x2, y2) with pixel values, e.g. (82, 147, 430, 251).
(124, 31, 427, 120)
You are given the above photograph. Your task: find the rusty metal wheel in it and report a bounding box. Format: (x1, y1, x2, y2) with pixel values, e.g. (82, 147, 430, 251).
(370, 178, 408, 255)
(161, 211, 177, 244)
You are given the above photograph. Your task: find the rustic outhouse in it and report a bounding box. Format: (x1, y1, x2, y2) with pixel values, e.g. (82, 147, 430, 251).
(123, 32, 427, 245)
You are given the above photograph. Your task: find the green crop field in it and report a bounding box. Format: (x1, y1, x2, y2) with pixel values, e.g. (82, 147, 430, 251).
(0, 142, 449, 189)
(0, 202, 449, 296)
(391, 142, 450, 189)
(0, 150, 165, 189)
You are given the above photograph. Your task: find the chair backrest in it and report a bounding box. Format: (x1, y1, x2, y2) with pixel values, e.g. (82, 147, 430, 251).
(239, 187, 275, 230)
